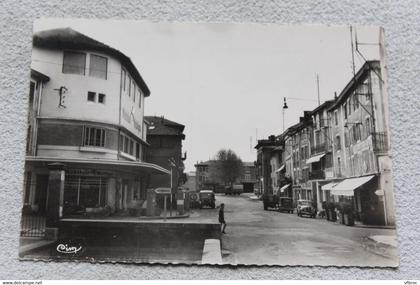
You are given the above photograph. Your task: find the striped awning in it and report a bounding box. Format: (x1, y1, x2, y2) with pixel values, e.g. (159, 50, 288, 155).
(321, 182, 340, 191)
(306, 153, 325, 164)
(331, 175, 375, 196)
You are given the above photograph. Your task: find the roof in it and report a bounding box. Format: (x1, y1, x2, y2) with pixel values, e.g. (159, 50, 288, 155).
(33, 27, 150, 97)
(328, 60, 380, 111)
(254, 138, 281, 149)
(31, 69, 50, 82)
(144, 116, 185, 138)
(309, 100, 335, 115)
(195, 160, 217, 167)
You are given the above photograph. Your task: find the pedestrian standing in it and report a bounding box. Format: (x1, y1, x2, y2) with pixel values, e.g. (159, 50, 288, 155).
(219, 203, 227, 234)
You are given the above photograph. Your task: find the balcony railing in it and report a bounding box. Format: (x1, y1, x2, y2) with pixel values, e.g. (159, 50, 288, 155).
(309, 170, 325, 180)
(310, 143, 326, 155)
(372, 132, 388, 153)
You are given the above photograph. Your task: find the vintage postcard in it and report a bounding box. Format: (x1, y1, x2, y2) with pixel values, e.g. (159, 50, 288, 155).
(19, 19, 398, 266)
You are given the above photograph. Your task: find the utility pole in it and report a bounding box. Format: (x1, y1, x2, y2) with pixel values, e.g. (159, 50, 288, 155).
(350, 26, 356, 77)
(316, 74, 320, 106)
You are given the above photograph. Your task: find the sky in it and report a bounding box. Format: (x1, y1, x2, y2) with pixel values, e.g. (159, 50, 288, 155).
(33, 19, 381, 172)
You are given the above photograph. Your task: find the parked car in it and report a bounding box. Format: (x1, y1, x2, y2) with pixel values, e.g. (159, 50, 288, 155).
(199, 190, 215, 209)
(225, 184, 243, 195)
(278, 197, 294, 213)
(296, 199, 316, 218)
(188, 191, 200, 209)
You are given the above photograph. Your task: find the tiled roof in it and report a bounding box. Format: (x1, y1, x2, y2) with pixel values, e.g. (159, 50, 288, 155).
(145, 116, 185, 137)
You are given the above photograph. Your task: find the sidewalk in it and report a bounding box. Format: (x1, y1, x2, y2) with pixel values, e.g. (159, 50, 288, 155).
(362, 235, 399, 259)
(19, 237, 55, 257)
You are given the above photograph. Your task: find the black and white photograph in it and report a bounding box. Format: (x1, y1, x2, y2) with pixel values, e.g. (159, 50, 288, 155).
(19, 19, 398, 266)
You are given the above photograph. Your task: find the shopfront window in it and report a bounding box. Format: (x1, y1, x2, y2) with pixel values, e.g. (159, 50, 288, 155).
(64, 173, 108, 215)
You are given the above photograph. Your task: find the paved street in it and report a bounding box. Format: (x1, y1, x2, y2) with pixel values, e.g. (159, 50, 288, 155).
(193, 193, 398, 266)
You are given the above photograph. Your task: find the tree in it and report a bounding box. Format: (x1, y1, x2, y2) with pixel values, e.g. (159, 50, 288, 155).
(214, 149, 243, 186)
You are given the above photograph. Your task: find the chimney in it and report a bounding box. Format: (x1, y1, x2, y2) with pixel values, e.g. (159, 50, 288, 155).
(334, 92, 338, 100)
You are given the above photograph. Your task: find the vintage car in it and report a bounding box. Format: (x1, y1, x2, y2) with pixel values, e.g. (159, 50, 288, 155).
(199, 190, 216, 209)
(296, 199, 316, 218)
(278, 197, 294, 213)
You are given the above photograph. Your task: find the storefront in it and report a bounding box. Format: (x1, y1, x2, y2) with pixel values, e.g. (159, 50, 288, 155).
(24, 156, 170, 238)
(328, 174, 384, 225)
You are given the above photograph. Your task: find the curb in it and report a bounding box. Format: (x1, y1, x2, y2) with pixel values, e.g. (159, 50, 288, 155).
(19, 239, 55, 256)
(201, 239, 222, 265)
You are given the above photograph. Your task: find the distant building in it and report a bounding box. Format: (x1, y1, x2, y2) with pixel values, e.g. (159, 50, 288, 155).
(255, 136, 283, 196)
(144, 116, 186, 191)
(194, 160, 256, 192)
(182, 171, 197, 192)
(240, 162, 258, 193)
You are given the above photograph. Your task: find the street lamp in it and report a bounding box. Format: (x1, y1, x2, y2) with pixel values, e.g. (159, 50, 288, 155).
(282, 97, 288, 132)
(168, 158, 176, 217)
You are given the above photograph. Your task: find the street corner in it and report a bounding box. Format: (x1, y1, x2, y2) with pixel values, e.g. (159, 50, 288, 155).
(361, 234, 399, 260)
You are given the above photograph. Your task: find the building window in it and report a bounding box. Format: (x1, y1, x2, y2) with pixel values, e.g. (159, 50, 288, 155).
(64, 173, 107, 210)
(87, 91, 96, 102)
(336, 135, 341, 150)
(121, 69, 126, 91)
(135, 143, 140, 160)
(353, 94, 359, 110)
(343, 103, 347, 119)
(119, 134, 124, 151)
(128, 77, 132, 97)
(63, 51, 86, 75)
(129, 140, 134, 155)
(334, 111, 338, 125)
(89, 54, 108, 79)
(84, 127, 106, 147)
(365, 118, 371, 138)
(132, 81, 136, 102)
(98, 93, 106, 104)
(348, 98, 352, 115)
(124, 136, 129, 153)
(138, 88, 142, 108)
(29, 81, 36, 105)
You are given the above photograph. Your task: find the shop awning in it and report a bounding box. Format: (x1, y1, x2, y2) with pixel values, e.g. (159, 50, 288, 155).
(306, 153, 325, 164)
(275, 165, 285, 173)
(25, 156, 170, 175)
(331, 175, 375, 196)
(321, 182, 340, 191)
(280, 183, 290, 193)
